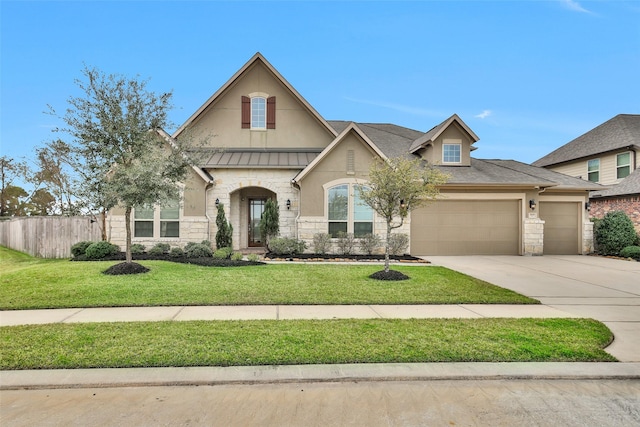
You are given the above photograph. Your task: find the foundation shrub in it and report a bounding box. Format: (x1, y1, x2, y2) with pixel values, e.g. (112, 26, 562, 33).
(71, 241, 94, 258)
(85, 241, 120, 260)
(594, 211, 639, 256)
(312, 233, 331, 255)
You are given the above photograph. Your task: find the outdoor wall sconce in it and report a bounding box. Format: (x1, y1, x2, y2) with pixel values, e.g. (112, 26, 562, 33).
(585, 201, 591, 211)
(286, 199, 291, 210)
(400, 199, 406, 209)
(529, 199, 536, 211)
(215, 198, 220, 207)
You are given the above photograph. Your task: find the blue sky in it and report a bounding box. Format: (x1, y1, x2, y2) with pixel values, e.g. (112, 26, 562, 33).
(2, 0, 639, 173)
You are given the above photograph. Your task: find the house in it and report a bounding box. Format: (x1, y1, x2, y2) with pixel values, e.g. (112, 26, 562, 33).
(108, 53, 601, 256)
(533, 114, 640, 232)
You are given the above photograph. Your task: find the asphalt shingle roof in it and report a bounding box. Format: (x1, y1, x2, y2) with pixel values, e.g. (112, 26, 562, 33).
(591, 167, 640, 198)
(532, 114, 640, 167)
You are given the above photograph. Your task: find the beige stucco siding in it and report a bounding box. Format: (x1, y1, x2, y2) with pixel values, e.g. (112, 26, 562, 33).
(186, 61, 334, 151)
(423, 123, 473, 166)
(183, 169, 207, 216)
(298, 133, 377, 216)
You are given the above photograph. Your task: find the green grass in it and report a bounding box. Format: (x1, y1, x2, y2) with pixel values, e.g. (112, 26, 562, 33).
(0, 318, 615, 369)
(0, 247, 537, 309)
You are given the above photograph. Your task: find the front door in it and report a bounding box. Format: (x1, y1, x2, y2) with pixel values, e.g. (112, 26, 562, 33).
(248, 198, 266, 247)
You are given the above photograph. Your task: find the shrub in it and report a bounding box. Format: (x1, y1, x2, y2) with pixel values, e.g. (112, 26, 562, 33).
(130, 244, 146, 255)
(336, 232, 355, 255)
(247, 253, 260, 262)
(149, 243, 171, 255)
(269, 237, 307, 256)
(620, 245, 640, 260)
(312, 233, 331, 255)
(200, 240, 212, 249)
(169, 247, 184, 258)
(85, 241, 120, 260)
(184, 243, 213, 258)
(71, 241, 93, 258)
(359, 233, 381, 255)
(215, 203, 233, 249)
(388, 233, 409, 256)
(231, 252, 244, 261)
(259, 198, 279, 248)
(594, 211, 638, 256)
(213, 247, 233, 259)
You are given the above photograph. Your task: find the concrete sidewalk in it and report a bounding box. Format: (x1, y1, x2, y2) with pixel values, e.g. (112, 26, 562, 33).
(0, 303, 580, 326)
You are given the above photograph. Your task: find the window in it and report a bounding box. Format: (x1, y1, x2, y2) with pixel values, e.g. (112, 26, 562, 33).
(327, 184, 373, 237)
(241, 95, 276, 129)
(134, 199, 180, 238)
(617, 152, 631, 179)
(588, 159, 600, 182)
(443, 143, 461, 163)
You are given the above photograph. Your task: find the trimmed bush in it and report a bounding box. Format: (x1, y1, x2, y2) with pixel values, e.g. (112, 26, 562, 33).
(71, 241, 93, 258)
(312, 233, 331, 255)
(215, 204, 233, 249)
(247, 253, 260, 262)
(213, 247, 233, 259)
(230, 252, 244, 261)
(149, 243, 171, 255)
(620, 245, 640, 260)
(130, 244, 146, 255)
(169, 247, 184, 258)
(85, 241, 120, 260)
(269, 237, 307, 256)
(184, 243, 213, 258)
(594, 211, 638, 256)
(336, 232, 355, 255)
(388, 233, 409, 256)
(359, 233, 381, 255)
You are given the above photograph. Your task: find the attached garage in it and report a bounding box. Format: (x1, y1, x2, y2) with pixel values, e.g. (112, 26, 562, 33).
(410, 200, 521, 255)
(539, 202, 580, 255)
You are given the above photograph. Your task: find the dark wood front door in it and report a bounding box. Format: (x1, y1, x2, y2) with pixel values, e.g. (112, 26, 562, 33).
(248, 198, 266, 247)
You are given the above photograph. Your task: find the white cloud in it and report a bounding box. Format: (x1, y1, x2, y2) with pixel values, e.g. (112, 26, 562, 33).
(560, 0, 593, 14)
(475, 110, 492, 119)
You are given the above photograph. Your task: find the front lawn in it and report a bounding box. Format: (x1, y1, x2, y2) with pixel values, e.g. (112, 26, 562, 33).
(0, 247, 537, 309)
(0, 318, 615, 369)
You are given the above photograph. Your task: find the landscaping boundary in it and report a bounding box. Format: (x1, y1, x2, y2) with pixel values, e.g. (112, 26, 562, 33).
(0, 216, 101, 258)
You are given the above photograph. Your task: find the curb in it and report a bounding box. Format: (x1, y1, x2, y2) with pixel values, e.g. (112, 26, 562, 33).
(3, 362, 640, 390)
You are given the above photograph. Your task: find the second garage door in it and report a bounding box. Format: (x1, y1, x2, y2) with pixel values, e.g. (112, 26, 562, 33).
(539, 201, 580, 255)
(410, 200, 520, 256)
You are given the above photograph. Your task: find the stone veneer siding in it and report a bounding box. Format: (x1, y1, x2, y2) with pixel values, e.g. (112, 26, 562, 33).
(523, 217, 544, 256)
(107, 215, 209, 250)
(590, 196, 640, 233)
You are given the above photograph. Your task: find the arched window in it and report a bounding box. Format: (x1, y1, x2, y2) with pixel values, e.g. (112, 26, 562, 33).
(327, 184, 373, 237)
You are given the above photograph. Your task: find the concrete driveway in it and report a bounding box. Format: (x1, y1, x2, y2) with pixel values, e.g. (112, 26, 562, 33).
(427, 255, 640, 362)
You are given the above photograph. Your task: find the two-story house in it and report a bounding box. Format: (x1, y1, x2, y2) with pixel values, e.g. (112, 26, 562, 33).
(108, 53, 600, 256)
(533, 114, 640, 232)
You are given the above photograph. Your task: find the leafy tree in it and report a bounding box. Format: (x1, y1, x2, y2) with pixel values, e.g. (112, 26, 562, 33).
(358, 157, 449, 274)
(215, 203, 233, 249)
(1, 185, 28, 216)
(0, 156, 29, 216)
(26, 188, 56, 216)
(32, 142, 81, 216)
(49, 66, 194, 264)
(259, 198, 279, 249)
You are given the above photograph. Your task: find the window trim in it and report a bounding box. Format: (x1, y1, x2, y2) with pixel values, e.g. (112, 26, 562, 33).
(616, 152, 631, 180)
(324, 180, 374, 238)
(442, 141, 462, 164)
(587, 158, 600, 183)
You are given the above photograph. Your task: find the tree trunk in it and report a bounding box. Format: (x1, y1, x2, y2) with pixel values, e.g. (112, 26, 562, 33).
(124, 206, 132, 263)
(100, 209, 107, 242)
(385, 222, 391, 273)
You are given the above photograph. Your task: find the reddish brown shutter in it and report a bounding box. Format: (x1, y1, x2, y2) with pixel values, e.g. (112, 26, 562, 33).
(241, 96, 250, 129)
(267, 96, 276, 129)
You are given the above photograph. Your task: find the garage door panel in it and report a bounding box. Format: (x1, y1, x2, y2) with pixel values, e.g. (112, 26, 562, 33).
(411, 200, 520, 256)
(540, 202, 580, 255)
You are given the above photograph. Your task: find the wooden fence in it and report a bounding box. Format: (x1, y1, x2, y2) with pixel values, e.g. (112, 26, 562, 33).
(0, 216, 101, 258)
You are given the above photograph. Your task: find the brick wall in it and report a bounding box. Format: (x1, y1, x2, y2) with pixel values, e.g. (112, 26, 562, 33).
(589, 196, 640, 233)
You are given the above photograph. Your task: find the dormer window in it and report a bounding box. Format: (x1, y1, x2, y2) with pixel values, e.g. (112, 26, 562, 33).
(443, 141, 461, 164)
(242, 95, 276, 129)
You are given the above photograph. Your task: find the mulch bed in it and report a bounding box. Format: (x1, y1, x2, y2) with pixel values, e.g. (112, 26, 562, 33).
(263, 253, 429, 263)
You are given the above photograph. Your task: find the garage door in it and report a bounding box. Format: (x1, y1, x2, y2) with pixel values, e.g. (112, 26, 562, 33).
(539, 202, 580, 255)
(410, 200, 520, 255)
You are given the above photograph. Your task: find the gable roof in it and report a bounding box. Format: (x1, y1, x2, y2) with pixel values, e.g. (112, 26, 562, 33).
(408, 114, 480, 154)
(533, 114, 640, 167)
(172, 52, 337, 140)
(293, 122, 387, 182)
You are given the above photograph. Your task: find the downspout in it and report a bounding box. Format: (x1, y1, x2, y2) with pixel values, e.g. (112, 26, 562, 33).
(291, 178, 301, 240)
(204, 179, 215, 243)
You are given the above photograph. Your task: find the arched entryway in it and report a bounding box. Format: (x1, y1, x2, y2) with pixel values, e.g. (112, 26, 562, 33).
(230, 187, 276, 250)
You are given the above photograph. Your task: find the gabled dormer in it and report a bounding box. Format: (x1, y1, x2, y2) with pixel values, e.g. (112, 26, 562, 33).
(409, 114, 479, 166)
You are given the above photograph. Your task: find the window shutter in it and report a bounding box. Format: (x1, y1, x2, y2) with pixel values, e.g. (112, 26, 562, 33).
(267, 96, 276, 129)
(241, 96, 250, 129)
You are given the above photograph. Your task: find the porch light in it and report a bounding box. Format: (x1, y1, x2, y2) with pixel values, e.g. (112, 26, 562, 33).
(400, 199, 406, 209)
(286, 199, 291, 210)
(529, 199, 536, 211)
(585, 201, 591, 211)
(215, 198, 220, 207)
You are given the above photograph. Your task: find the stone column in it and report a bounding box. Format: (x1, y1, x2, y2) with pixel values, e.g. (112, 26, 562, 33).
(523, 216, 545, 256)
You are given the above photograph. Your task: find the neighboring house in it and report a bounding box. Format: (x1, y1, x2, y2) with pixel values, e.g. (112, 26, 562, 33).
(533, 114, 640, 232)
(108, 53, 600, 256)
